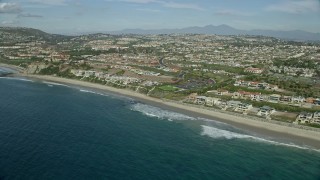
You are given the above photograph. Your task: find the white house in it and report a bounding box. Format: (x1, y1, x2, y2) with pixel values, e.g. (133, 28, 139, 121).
(257, 106, 275, 117)
(312, 112, 320, 124)
(227, 100, 242, 109)
(268, 94, 281, 103)
(196, 96, 207, 105)
(216, 89, 229, 96)
(291, 96, 305, 103)
(205, 97, 220, 107)
(295, 112, 313, 124)
(84, 70, 96, 77)
(235, 103, 253, 112)
(244, 68, 263, 74)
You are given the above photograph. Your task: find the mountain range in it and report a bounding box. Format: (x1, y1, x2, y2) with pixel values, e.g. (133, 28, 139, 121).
(1, 25, 320, 42)
(110, 24, 320, 42)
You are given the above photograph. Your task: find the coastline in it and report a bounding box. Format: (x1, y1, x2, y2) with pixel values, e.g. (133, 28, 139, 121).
(20, 74, 320, 149)
(0, 63, 24, 73)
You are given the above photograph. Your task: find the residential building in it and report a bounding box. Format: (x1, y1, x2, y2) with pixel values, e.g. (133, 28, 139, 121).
(244, 68, 263, 74)
(291, 96, 305, 103)
(205, 97, 220, 107)
(312, 112, 320, 124)
(305, 97, 315, 104)
(257, 106, 275, 117)
(217, 89, 229, 96)
(280, 96, 292, 103)
(268, 94, 281, 103)
(186, 93, 198, 103)
(84, 70, 96, 77)
(227, 100, 242, 108)
(196, 96, 207, 105)
(235, 103, 253, 112)
(296, 112, 313, 124)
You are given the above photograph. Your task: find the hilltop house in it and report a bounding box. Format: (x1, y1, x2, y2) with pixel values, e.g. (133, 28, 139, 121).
(232, 91, 261, 101)
(248, 81, 260, 89)
(84, 70, 96, 77)
(216, 89, 229, 96)
(244, 68, 263, 74)
(71, 69, 85, 77)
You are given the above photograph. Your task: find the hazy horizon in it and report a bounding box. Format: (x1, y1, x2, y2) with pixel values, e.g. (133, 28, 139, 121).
(0, 0, 319, 34)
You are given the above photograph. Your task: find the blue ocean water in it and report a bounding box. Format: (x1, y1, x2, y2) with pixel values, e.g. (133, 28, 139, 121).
(0, 77, 320, 180)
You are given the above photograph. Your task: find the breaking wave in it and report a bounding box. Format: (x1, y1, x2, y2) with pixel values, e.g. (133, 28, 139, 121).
(79, 89, 108, 97)
(0, 67, 16, 73)
(130, 103, 196, 121)
(201, 125, 318, 151)
(0, 77, 33, 82)
(130, 103, 319, 151)
(42, 81, 70, 87)
(130, 103, 235, 130)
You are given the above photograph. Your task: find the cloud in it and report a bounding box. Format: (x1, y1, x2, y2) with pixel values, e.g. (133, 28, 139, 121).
(214, 9, 253, 16)
(18, 13, 43, 18)
(266, 0, 320, 14)
(27, 0, 67, 6)
(116, 0, 204, 11)
(0, 3, 22, 13)
(1, 20, 19, 25)
(136, 8, 161, 13)
(120, 0, 157, 3)
(160, 1, 204, 11)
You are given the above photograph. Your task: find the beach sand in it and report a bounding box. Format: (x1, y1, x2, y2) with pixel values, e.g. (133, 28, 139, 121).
(0, 63, 24, 73)
(23, 75, 320, 149)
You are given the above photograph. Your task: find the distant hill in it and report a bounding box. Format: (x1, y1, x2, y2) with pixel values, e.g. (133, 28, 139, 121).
(1, 25, 319, 42)
(0, 27, 71, 44)
(110, 24, 320, 42)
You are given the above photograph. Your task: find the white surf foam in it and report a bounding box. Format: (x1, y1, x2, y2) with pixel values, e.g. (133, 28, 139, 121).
(0, 67, 16, 73)
(79, 89, 108, 97)
(0, 77, 33, 82)
(42, 81, 70, 87)
(201, 125, 318, 151)
(130, 103, 196, 121)
(130, 103, 319, 152)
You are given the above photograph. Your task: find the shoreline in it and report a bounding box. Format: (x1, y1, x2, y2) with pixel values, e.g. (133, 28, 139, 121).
(18, 74, 320, 149)
(0, 63, 24, 73)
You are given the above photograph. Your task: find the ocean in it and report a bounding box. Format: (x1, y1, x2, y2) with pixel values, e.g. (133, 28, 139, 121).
(0, 76, 320, 180)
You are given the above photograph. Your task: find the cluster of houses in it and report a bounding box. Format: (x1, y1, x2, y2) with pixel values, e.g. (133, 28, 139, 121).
(295, 112, 320, 124)
(234, 80, 278, 90)
(70, 69, 141, 85)
(210, 89, 320, 108)
(244, 68, 264, 74)
(185, 93, 275, 117)
(185, 93, 320, 125)
(270, 66, 315, 77)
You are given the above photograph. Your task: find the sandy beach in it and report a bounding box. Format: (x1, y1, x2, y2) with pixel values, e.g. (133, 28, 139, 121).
(0, 63, 25, 73)
(17, 74, 320, 149)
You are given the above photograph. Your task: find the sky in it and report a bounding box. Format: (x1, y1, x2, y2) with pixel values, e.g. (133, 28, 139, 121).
(0, 0, 319, 34)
